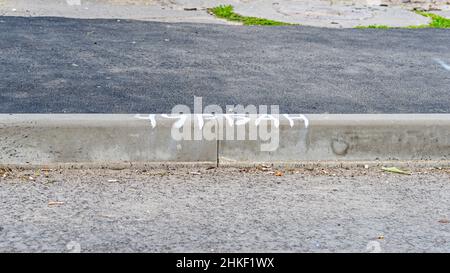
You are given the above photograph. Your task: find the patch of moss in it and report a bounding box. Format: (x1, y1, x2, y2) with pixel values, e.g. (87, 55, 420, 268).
(208, 5, 294, 26)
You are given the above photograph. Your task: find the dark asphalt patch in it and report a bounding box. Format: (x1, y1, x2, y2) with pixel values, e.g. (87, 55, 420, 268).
(0, 16, 449, 113)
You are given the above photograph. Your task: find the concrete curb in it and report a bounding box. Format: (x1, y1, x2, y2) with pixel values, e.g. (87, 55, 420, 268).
(1, 114, 450, 168)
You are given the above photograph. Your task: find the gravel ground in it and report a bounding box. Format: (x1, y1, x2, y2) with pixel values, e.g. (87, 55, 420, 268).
(0, 166, 449, 253)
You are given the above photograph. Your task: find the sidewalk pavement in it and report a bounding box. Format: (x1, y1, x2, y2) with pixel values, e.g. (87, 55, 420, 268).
(1, 0, 449, 27)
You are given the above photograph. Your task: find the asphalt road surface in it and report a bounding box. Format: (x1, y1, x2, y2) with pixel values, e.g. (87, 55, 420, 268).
(0, 16, 449, 113)
(0, 167, 449, 252)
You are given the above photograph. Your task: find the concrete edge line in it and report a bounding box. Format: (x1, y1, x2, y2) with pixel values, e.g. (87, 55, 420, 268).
(1, 114, 450, 168)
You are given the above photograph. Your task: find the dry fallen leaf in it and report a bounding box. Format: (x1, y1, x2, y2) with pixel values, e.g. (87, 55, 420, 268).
(275, 171, 284, 176)
(256, 164, 272, 172)
(381, 166, 411, 175)
(0, 168, 11, 178)
(48, 201, 64, 206)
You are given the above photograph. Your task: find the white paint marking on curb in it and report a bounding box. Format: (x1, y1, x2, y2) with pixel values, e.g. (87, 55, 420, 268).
(134, 114, 309, 129)
(255, 114, 280, 128)
(283, 114, 309, 128)
(2, 114, 450, 166)
(434, 58, 450, 71)
(161, 114, 187, 129)
(134, 114, 156, 128)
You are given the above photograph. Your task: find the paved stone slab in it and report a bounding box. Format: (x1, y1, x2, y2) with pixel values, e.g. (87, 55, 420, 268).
(0, 0, 448, 27)
(233, 0, 430, 28)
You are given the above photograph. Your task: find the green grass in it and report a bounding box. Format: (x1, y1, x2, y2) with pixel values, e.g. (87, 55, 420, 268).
(208, 5, 294, 26)
(356, 11, 450, 29)
(414, 11, 450, 28)
(355, 25, 391, 29)
(404, 24, 429, 29)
